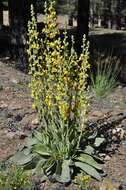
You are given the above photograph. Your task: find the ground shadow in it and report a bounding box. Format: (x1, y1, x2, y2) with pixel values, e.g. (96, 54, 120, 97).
(90, 31, 126, 56)
(0, 27, 126, 81)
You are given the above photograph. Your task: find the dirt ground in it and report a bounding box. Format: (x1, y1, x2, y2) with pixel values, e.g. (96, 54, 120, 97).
(0, 60, 126, 189)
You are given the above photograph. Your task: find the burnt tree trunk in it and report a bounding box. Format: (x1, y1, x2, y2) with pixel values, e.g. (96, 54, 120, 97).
(8, 0, 35, 71)
(77, 0, 90, 54)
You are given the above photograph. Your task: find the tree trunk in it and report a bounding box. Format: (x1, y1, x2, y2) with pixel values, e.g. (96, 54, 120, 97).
(0, 2, 3, 29)
(8, 0, 35, 71)
(77, 0, 90, 54)
(116, 0, 121, 29)
(103, 1, 107, 28)
(107, 0, 112, 29)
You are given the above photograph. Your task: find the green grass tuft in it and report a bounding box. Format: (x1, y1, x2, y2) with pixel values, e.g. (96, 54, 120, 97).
(91, 52, 120, 98)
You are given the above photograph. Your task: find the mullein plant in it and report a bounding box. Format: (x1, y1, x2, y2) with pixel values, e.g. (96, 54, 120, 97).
(10, 0, 103, 183)
(27, 0, 90, 132)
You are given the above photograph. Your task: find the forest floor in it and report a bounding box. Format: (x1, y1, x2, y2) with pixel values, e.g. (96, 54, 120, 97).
(0, 59, 126, 190)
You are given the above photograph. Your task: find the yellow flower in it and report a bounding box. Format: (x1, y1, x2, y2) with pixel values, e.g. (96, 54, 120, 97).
(52, 67, 58, 73)
(20, 178, 23, 182)
(77, 185, 81, 190)
(45, 95, 52, 107)
(82, 175, 91, 183)
(92, 188, 96, 190)
(32, 103, 36, 109)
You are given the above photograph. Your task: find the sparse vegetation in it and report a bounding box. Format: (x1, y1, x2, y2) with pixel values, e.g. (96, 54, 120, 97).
(91, 52, 120, 98)
(0, 164, 34, 190)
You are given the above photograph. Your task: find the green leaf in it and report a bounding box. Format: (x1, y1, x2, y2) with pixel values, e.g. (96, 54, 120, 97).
(34, 132, 43, 142)
(88, 131, 97, 139)
(10, 152, 34, 165)
(34, 144, 51, 156)
(94, 137, 105, 147)
(84, 145, 94, 155)
(23, 148, 31, 155)
(35, 159, 46, 174)
(55, 161, 62, 176)
(76, 153, 102, 170)
(75, 162, 102, 181)
(57, 160, 71, 183)
(26, 137, 38, 147)
(44, 159, 55, 176)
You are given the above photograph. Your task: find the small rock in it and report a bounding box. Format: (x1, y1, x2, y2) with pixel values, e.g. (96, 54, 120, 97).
(0, 101, 8, 108)
(11, 78, 19, 84)
(117, 128, 125, 140)
(31, 118, 39, 125)
(112, 129, 117, 135)
(121, 119, 126, 126)
(99, 153, 106, 158)
(104, 155, 111, 161)
(4, 56, 10, 61)
(113, 128, 125, 140)
(5, 86, 12, 91)
(117, 85, 123, 89)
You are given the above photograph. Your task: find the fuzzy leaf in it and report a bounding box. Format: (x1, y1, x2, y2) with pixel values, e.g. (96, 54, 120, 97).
(26, 137, 38, 147)
(57, 160, 71, 183)
(34, 132, 43, 142)
(84, 145, 94, 155)
(94, 137, 105, 147)
(34, 144, 50, 156)
(75, 161, 102, 181)
(55, 161, 62, 176)
(23, 148, 31, 155)
(10, 152, 34, 165)
(35, 159, 46, 174)
(76, 153, 102, 170)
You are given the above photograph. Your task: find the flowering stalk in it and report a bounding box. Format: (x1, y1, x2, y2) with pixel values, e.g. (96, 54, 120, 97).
(27, 0, 90, 138)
